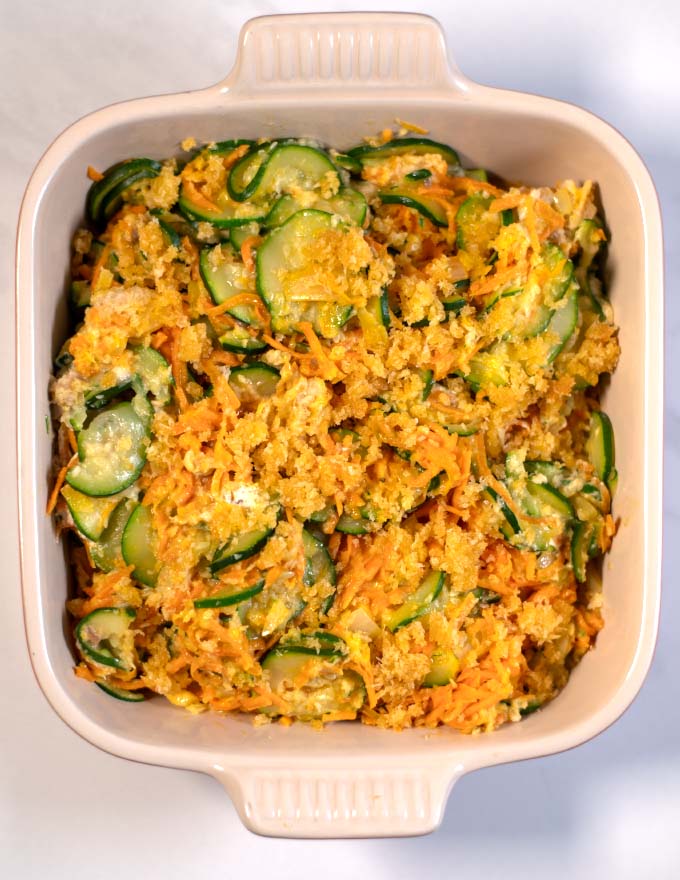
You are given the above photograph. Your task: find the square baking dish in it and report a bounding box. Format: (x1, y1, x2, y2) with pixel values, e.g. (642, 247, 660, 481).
(16, 12, 663, 838)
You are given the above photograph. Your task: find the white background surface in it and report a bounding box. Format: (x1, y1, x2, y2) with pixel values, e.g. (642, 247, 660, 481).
(2, 1, 678, 876)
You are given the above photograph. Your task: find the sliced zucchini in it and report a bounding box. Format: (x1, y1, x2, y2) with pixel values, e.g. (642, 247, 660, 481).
(84, 380, 132, 410)
(406, 168, 432, 181)
(210, 525, 275, 574)
(230, 222, 260, 250)
(420, 368, 434, 400)
(121, 503, 159, 587)
(228, 363, 280, 403)
(261, 635, 365, 720)
(347, 137, 459, 166)
(61, 484, 121, 542)
(546, 286, 578, 363)
(586, 411, 615, 485)
(571, 521, 594, 583)
(75, 606, 136, 671)
(256, 209, 353, 338)
(178, 181, 265, 228)
(471, 587, 501, 607)
(526, 481, 575, 520)
(465, 168, 488, 182)
(90, 498, 136, 572)
(240, 585, 307, 640)
(456, 195, 501, 257)
(70, 280, 91, 308)
(541, 243, 574, 303)
(265, 187, 367, 228)
(206, 138, 254, 156)
(335, 512, 369, 535)
(333, 152, 362, 174)
(302, 528, 337, 588)
(229, 143, 336, 204)
(466, 347, 510, 390)
(66, 402, 149, 497)
(86, 158, 162, 227)
(442, 296, 468, 314)
(379, 183, 449, 228)
(133, 346, 172, 404)
(384, 570, 445, 632)
(422, 650, 459, 687)
(194, 578, 265, 609)
(95, 680, 146, 702)
(485, 486, 521, 538)
(218, 326, 268, 354)
(199, 243, 262, 326)
(366, 287, 391, 328)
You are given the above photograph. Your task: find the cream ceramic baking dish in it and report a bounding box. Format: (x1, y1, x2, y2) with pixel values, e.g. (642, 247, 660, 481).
(16, 12, 663, 838)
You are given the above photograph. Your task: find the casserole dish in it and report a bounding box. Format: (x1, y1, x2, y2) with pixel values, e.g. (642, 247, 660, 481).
(16, 12, 663, 838)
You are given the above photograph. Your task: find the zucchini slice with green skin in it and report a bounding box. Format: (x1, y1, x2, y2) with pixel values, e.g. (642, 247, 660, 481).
(366, 287, 391, 328)
(379, 184, 448, 228)
(420, 368, 434, 400)
(526, 481, 575, 520)
(219, 326, 268, 354)
(571, 521, 594, 583)
(261, 634, 365, 720)
(335, 512, 369, 535)
(206, 138, 254, 156)
(541, 243, 574, 303)
(70, 280, 91, 308)
(406, 168, 432, 181)
(256, 209, 353, 338)
(194, 578, 265, 609)
(466, 347, 510, 390)
(198, 243, 262, 326)
(265, 187, 367, 228)
(333, 152, 363, 174)
(586, 411, 615, 485)
(133, 346, 173, 404)
(456, 195, 501, 256)
(302, 529, 337, 588)
(90, 498, 136, 572)
(229, 143, 336, 204)
(385, 570, 445, 632)
(228, 363, 280, 403)
(86, 158, 162, 227)
(443, 296, 467, 314)
(84, 381, 132, 410)
(210, 525, 275, 574)
(66, 402, 149, 497)
(347, 137, 460, 166)
(485, 486, 521, 538)
(178, 179, 266, 227)
(422, 650, 460, 687)
(75, 607, 136, 671)
(229, 222, 260, 250)
(546, 286, 579, 363)
(121, 503, 159, 587)
(302, 530, 337, 613)
(95, 680, 146, 702)
(61, 484, 122, 542)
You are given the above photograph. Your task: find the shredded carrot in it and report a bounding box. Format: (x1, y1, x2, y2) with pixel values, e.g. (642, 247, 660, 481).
(240, 235, 260, 273)
(489, 193, 522, 213)
(87, 165, 104, 182)
(46, 456, 76, 515)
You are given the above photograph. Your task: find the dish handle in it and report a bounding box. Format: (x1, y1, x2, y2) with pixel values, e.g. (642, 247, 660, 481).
(212, 761, 463, 838)
(219, 12, 470, 96)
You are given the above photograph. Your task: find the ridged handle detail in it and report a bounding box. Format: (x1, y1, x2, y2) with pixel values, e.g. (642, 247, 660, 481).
(223, 13, 457, 93)
(214, 765, 461, 838)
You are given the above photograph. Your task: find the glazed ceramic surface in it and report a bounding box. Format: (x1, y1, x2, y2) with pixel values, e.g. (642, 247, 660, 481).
(16, 12, 663, 838)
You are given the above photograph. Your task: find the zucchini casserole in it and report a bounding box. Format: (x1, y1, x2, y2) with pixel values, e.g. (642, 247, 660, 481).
(49, 130, 619, 732)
